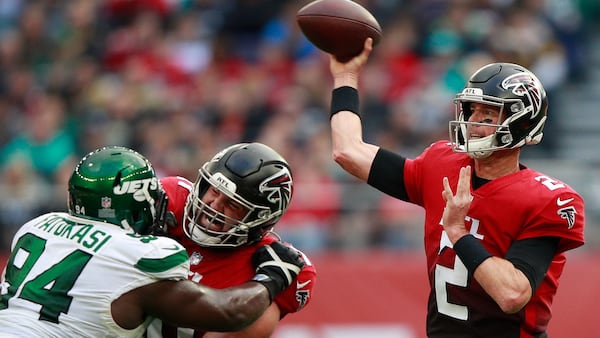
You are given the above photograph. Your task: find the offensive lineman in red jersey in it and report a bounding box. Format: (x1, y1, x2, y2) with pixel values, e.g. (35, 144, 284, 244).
(147, 142, 316, 338)
(325, 38, 584, 338)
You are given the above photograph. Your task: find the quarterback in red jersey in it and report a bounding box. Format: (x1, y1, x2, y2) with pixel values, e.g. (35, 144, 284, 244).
(325, 38, 584, 338)
(148, 142, 316, 338)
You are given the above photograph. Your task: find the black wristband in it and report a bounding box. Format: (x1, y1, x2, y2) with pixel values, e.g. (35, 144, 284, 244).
(330, 86, 360, 119)
(453, 234, 493, 275)
(251, 274, 279, 303)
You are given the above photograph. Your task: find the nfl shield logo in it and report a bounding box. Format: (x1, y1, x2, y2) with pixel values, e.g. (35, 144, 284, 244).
(190, 252, 203, 265)
(101, 197, 112, 208)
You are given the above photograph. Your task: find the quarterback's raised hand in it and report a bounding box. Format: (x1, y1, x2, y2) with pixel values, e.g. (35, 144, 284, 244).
(251, 241, 305, 301)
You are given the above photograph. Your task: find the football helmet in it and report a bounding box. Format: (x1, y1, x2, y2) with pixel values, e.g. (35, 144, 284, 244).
(68, 146, 160, 234)
(183, 143, 293, 248)
(449, 62, 548, 158)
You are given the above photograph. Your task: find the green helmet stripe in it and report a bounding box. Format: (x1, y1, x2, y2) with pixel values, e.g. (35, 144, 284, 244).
(134, 250, 188, 273)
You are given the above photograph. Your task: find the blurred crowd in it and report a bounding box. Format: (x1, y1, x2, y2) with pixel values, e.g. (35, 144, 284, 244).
(0, 0, 598, 253)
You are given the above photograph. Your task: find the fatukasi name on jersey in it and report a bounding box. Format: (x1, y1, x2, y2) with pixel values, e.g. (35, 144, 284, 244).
(0, 212, 189, 338)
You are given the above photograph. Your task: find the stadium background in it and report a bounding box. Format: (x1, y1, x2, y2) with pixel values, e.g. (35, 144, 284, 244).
(1, 1, 599, 337)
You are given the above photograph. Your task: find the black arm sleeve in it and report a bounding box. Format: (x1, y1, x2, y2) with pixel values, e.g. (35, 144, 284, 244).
(367, 148, 409, 201)
(505, 236, 560, 292)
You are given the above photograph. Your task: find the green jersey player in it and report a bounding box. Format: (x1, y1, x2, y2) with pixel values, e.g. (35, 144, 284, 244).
(0, 146, 304, 338)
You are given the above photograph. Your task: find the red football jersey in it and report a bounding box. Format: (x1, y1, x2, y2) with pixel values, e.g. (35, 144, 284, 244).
(153, 176, 316, 337)
(403, 141, 585, 338)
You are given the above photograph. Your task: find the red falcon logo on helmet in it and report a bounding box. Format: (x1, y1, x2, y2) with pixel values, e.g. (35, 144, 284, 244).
(501, 73, 544, 119)
(260, 167, 293, 212)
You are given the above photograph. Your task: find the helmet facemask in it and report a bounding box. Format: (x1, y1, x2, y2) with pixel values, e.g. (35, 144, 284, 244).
(450, 94, 514, 158)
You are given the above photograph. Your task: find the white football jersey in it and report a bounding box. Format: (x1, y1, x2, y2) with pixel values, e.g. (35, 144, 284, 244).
(0, 212, 189, 338)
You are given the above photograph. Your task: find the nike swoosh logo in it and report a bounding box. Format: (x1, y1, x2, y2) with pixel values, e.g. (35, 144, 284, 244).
(163, 245, 181, 250)
(297, 280, 311, 289)
(557, 197, 574, 207)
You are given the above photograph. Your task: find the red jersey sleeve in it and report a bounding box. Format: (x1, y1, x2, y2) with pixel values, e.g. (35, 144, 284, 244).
(261, 236, 317, 317)
(160, 176, 193, 220)
(403, 141, 468, 208)
(160, 176, 193, 241)
(509, 172, 585, 253)
(273, 248, 317, 317)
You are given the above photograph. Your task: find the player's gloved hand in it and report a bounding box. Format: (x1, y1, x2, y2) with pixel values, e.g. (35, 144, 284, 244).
(251, 241, 305, 302)
(149, 189, 177, 237)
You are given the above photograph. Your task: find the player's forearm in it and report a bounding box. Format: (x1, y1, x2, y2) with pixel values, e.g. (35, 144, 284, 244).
(331, 112, 377, 181)
(473, 256, 532, 313)
(159, 281, 270, 332)
(333, 74, 358, 89)
(203, 328, 271, 338)
(203, 303, 279, 338)
(195, 283, 271, 332)
(451, 233, 531, 313)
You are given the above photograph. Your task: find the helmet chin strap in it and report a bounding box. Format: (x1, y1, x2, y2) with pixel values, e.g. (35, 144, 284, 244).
(525, 116, 546, 145)
(120, 220, 134, 232)
(464, 134, 495, 158)
(189, 226, 222, 245)
(468, 150, 493, 159)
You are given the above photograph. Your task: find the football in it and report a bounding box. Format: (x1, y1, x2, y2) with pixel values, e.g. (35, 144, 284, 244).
(296, 0, 382, 62)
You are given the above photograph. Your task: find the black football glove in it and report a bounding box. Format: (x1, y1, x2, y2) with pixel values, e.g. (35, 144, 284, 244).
(251, 241, 305, 302)
(149, 189, 177, 237)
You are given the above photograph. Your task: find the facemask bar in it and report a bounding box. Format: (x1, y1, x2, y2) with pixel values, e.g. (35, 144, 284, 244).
(183, 192, 250, 247)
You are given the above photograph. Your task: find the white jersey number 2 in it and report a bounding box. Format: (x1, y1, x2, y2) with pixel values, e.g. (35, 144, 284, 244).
(434, 254, 469, 320)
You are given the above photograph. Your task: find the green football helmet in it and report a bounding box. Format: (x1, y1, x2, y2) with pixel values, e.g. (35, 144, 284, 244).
(67, 146, 160, 234)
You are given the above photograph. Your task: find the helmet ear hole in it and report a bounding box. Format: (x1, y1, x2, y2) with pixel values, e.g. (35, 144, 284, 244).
(519, 120, 532, 131)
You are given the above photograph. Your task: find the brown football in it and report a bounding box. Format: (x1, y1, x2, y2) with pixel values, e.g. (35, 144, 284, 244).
(296, 0, 382, 62)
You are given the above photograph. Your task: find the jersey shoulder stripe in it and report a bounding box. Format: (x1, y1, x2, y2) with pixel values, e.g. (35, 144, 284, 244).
(135, 249, 189, 273)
